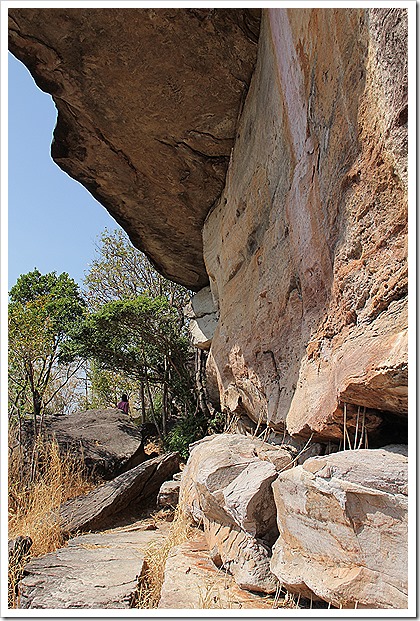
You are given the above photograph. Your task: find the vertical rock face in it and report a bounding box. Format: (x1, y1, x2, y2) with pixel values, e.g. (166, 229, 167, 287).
(9, 7, 408, 440)
(203, 8, 408, 441)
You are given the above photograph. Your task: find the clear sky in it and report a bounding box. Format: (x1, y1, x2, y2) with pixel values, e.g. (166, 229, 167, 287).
(8, 52, 121, 290)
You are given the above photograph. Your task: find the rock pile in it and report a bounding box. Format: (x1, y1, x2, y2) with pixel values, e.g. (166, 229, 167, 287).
(180, 434, 292, 593)
(179, 434, 408, 609)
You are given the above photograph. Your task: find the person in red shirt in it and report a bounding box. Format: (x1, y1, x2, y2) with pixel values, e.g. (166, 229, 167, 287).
(117, 394, 130, 416)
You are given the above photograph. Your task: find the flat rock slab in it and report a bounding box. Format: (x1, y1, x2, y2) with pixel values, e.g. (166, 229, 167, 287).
(60, 452, 180, 533)
(159, 532, 274, 609)
(18, 524, 168, 609)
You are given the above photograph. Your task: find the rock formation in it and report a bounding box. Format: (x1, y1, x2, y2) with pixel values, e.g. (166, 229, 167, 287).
(157, 480, 180, 508)
(8, 8, 260, 290)
(184, 286, 218, 350)
(158, 532, 275, 609)
(180, 434, 292, 593)
(9, 6, 408, 443)
(18, 523, 170, 609)
(271, 446, 408, 608)
(203, 8, 408, 441)
(9, 6, 409, 610)
(60, 452, 180, 533)
(17, 408, 149, 479)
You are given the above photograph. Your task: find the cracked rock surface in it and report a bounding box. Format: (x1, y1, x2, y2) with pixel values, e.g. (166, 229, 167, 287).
(271, 445, 408, 608)
(18, 523, 169, 609)
(8, 8, 260, 290)
(60, 452, 180, 533)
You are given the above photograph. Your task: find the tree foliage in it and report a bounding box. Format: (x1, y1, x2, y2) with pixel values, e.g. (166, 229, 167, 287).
(61, 296, 195, 438)
(79, 228, 197, 436)
(8, 233, 214, 458)
(8, 270, 86, 426)
(83, 228, 190, 315)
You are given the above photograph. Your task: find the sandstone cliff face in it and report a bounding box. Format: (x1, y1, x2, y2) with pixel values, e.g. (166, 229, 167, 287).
(203, 8, 408, 441)
(9, 8, 408, 440)
(9, 8, 260, 290)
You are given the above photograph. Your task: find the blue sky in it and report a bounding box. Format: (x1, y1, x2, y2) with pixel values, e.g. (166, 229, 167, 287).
(8, 52, 121, 290)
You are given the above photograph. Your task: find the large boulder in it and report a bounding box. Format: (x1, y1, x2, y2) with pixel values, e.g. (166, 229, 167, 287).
(9, 8, 260, 290)
(180, 434, 292, 593)
(60, 452, 180, 533)
(19, 409, 149, 479)
(270, 446, 408, 609)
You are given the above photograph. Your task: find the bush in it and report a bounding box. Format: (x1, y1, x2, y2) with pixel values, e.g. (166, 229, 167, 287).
(164, 413, 208, 460)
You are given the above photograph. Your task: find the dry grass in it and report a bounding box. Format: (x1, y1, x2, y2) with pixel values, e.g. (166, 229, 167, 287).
(134, 508, 303, 610)
(8, 431, 96, 607)
(135, 506, 195, 608)
(8, 541, 31, 609)
(198, 581, 234, 609)
(144, 438, 163, 456)
(9, 436, 95, 555)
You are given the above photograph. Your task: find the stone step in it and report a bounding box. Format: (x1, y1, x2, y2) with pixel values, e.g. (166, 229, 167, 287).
(18, 522, 169, 609)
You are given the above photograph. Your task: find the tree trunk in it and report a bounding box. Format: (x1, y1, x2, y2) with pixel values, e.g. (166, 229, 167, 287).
(195, 349, 214, 420)
(145, 375, 163, 442)
(140, 380, 146, 424)
(162, 382, 168, 436)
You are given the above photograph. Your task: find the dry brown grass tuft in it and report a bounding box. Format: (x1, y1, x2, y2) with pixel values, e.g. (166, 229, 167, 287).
(136, 506, 195, 608)
(8, 541, 31, 608)
(9, 436, 95, 556)
(144, 438, 163, 456)
(8, 431, 96, 607)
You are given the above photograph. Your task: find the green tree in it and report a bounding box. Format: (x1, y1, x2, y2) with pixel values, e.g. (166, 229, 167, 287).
(8, 270, 86, 432)
(61, 296, 195, 439)
(81, 228, 192, 418)
(83, 228, 190, 315)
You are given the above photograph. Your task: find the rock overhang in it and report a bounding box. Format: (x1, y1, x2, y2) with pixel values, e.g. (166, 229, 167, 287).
(8, 8, 261, 290)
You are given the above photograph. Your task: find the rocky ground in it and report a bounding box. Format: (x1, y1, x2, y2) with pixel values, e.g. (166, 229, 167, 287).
(10, 422, 408, 610)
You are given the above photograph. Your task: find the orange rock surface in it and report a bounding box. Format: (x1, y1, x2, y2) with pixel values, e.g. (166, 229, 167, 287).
(204, 8, 407, 440)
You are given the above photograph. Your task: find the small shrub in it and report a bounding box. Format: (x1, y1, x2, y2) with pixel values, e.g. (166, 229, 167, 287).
(165, 413, 208, 459)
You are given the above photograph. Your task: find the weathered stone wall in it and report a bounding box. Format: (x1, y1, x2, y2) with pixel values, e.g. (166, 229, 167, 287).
(9, 8, 408, 443)
(203, 8, 407, 442)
